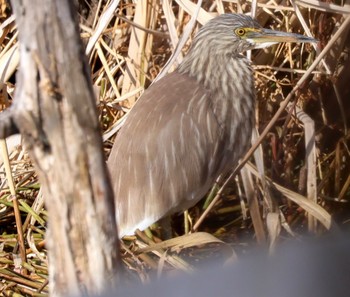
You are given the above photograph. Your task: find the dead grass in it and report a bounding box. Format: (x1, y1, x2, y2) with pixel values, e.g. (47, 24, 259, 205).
(0, 0, 349, 294)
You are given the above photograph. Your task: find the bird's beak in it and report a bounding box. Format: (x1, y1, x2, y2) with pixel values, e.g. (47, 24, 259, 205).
(245, 28, 317, 48)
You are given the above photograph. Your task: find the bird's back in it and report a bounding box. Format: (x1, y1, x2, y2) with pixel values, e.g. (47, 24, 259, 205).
(108, 69, 253, 237)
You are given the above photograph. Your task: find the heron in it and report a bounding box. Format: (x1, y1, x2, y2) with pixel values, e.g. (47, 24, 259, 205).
(108, 13, 316, 238)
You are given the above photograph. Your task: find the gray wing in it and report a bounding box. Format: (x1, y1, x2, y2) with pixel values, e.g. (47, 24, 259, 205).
(108, 72, 230, 237)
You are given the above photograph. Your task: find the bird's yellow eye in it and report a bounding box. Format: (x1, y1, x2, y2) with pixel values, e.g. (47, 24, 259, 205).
(235, 28, 246, 37)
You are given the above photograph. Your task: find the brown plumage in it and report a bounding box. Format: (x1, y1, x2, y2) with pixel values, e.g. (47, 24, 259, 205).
(108, 13, 316, 237)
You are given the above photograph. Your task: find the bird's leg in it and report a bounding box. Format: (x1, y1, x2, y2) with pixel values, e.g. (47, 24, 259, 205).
(158, 216, 173, 239)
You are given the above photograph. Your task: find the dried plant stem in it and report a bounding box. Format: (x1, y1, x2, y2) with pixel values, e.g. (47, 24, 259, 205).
(0, 139, 27, 274)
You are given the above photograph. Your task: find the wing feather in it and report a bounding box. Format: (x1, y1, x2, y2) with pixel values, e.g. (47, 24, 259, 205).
(108, 72, 229, 237)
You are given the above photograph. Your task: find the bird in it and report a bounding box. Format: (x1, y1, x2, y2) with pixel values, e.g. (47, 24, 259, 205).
(108, 13, 316, 238)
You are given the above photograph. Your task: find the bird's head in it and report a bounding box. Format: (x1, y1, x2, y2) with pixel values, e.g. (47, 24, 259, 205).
(178, 13, 316, 88)
(190, 13, 317, 56)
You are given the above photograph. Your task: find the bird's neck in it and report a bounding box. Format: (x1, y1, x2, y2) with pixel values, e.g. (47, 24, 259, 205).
(178, 52, 255, 149)
(178, 51, 253, 96)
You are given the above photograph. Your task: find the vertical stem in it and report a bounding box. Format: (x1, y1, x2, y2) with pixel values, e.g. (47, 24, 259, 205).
(0, 140, 27, 275)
